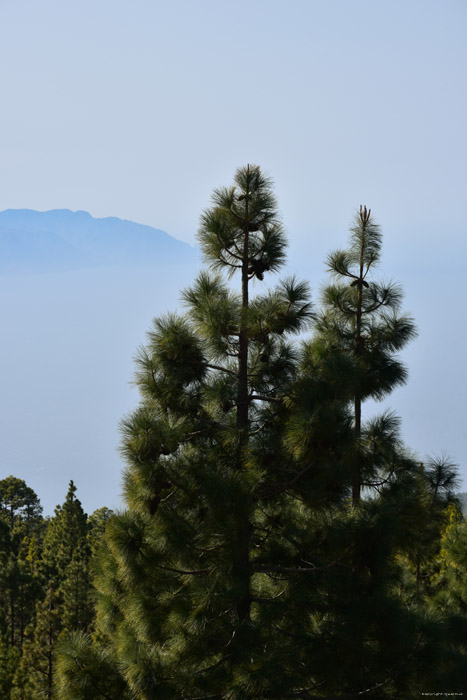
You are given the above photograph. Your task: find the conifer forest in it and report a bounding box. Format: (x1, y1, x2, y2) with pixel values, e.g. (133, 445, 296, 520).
(2, 165, 467, 698)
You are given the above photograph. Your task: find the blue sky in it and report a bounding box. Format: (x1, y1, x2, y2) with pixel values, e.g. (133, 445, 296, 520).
(1, 0, 466, 513)
(1, 0, 466, 249)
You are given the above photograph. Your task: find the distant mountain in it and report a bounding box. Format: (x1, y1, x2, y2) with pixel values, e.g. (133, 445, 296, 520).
(0, 209, 196, 272)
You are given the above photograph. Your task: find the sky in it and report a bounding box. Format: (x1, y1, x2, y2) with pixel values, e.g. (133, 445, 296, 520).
(0, 0, 466, 513)
(1, 0, 466, 250)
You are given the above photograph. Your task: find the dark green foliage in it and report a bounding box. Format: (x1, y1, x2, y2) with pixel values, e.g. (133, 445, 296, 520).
(433, 504, 467, 614)
(0, 478, 110, 699)
(314, 206, 417, 504)
(42, 481, 88, 579)
(55, 631, 131, 700)
(47, 171, 466, 697)
(12, 583, 61, 700)
(14, 482, 94, 698)
(0, 481, 43, 657)
(53, 167, 467, 699)
(0, 633, 19, 698)
(0, 476, 43, 534)
(87, 507, 114, 556)
(198, 166, 287, 278)
(61, 538, 93, 632)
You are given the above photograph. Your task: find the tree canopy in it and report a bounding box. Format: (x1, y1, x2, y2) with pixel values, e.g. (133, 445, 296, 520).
(0, 166, 463, 699)
(53, 166, 467, 699)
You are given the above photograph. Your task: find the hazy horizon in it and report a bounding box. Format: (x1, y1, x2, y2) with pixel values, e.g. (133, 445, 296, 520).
(0, 0, 465, 513)
(0, 207, 465, 515)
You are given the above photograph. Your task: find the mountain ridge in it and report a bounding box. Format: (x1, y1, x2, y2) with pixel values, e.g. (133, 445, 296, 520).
(0, 208, 196, 272)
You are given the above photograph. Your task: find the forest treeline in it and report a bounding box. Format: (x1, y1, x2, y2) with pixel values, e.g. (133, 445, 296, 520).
(3, 165, 467, 698)
(0, 476, 112, 698)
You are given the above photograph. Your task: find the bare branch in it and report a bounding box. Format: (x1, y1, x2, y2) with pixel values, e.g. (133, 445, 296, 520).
(252, 558, 351, 574)
(205, 363, 238, 378)
(250, 394, 281, 403)
(155, 564, 210, 576)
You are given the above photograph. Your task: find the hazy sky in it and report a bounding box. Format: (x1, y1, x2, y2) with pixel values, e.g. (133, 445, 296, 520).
(1, 0, 466, 513)
(1, 0, 466, 249)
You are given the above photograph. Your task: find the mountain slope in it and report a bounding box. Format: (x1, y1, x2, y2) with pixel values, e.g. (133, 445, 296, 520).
(0, 209, 196, 272)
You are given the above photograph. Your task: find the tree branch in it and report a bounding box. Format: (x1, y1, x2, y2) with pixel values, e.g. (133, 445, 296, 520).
(155, 564, 210, 576)
(252, 557, 351, 574)
(205, 363, 238, 378)
(250, 394, 281, 403)
(256, 463, 314, 500)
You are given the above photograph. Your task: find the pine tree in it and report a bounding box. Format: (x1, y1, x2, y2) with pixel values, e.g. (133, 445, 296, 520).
(55, 632, 131, 700)
(0, 480, 43, 654)
(86, 507, 113, 557)
(432, 498, 467, 615)
(59, 165, 362, 699)
(0, 517, 10, 637)
(41, 481, 87, 580)
(60, 539, 93, 633)
(13, 482, 92, 700)
(12, 582, 61, 700)
(0, 476, 43, 536)
(55, 172, 467, 698)
(0, 632, 19, 699)
(400, 457, 461, 588)
(5, 539, 41, 651)
(314, 206, 417, 504)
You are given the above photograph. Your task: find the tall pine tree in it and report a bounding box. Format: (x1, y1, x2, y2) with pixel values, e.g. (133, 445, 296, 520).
(13, 482, 92, 700)
(55, 171, 467, 699)
(314, 206, 417, 504)
(58, 166, 358, 698)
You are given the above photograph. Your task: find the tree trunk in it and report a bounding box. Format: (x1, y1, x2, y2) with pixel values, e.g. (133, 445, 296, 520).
(10, 586, 15, 647)
(47, 589, 54, 700)
(352, 220, 365, 506)
(352, 393, 361, 506)
(234, 168, 251, 622)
